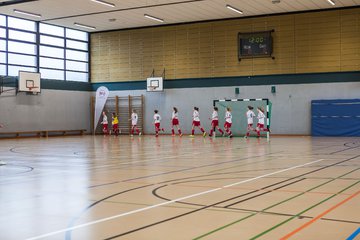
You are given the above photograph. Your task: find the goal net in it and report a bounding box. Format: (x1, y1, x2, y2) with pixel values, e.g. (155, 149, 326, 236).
(213, 98, 272, 137)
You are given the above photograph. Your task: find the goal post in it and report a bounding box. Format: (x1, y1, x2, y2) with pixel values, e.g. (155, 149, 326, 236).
(213, 98, 272, 138)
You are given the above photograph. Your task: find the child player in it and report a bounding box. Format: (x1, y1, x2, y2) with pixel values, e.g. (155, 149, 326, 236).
(111, 113, 119, 136)
(171, 107, 182, 137)
(245, 105, 256, 138)
(209, 106, 224, 137)
(190, 107, 206, 137)
(129, 109, 141, 136)
(154, 110, 164, 137)
(224, 107, 233, 138)
(256, 107, 270, 138)
(101, 111, 109, 135)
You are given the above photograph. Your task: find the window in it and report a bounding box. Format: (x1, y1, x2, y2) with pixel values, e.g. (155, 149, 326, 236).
(66, 60, 87, 72)
(8, 41, 36, 55)
(8, 53, 36, 66)
(40, 57, 64, 69)
(0, 64, 5, 75)
(1, 15, 89, 82)
(39, 23, 64, 37)
(8, 65, 36, 76)
(40, 68, 64, 80)
(8, 17, 36, 32)
(0, 15, 6, 27)
(0, 39, 5, 51)
(0, 28, 5, 38)
(40, 46, 64, 58)
(66, 28, 88, 41)
(0, 52, 5, 63)
(66, 71, 88, 82)
(66, 49, 88, 61)
(40, 35, 64, 47)
(9, 29, 36, 42)
(66, 39, 88, 51)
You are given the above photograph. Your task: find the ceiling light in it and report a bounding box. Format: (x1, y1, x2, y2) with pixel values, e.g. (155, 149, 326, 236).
(226, 5, 243, 14)
(74, 22, 96, 30)
(91, 0, 115, 8)
(144, 14, 164, 23)
(327, 0, 335, 5)
(13, 9, 41, 18)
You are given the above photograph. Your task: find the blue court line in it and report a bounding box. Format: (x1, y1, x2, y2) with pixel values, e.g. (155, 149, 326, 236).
(347, 227, 360, 240)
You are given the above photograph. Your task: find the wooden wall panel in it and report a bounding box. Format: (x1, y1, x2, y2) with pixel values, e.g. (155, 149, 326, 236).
(91, 8, 360, 83)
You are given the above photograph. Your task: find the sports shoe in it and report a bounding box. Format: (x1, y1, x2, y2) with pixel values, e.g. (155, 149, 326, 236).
(171, 134, 175, 137)
(229, 135, 233, 138)
(189, 135, 195, 137)
(130, 134, 134, 137)
(203, 132, 207, 137)
(179, 133, 183, 137)
(0, 161, 6, 165)
(139, 132, 142, 136)
(155, 134, 159, 137)
(244, 135, 248, 139)
(222, 133, 225, 137)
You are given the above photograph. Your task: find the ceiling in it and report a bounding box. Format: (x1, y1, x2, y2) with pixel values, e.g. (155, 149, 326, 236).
(0, 0, 359, 32)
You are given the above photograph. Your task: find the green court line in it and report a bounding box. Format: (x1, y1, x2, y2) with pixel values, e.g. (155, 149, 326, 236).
(193, 167, 360, 240)
(250, 179, 360, 240)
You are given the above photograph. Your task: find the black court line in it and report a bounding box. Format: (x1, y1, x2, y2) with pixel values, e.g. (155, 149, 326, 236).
(152, 178, 306, 209)
(151, 155, 360, 209)
(225, 207, 360, 225)
(102, 156, 360, 239)
(330, 141, 360, 154)
(66, 154, 360, 239)
(0, 164, 34, 175)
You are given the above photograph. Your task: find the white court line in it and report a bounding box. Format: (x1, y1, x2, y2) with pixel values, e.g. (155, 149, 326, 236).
(25, 158, 325, 240)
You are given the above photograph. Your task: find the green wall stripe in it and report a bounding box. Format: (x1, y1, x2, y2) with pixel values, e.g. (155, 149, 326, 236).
(1, 76, 92, 92)
(2, 71, 360, 92)
(91, 71, 360, 91)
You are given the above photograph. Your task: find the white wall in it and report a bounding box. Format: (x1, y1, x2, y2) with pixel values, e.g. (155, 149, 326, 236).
(0, 89, 91, 132)
(108, 82, 360, 135)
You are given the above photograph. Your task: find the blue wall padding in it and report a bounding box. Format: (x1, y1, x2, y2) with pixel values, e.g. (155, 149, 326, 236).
(312, 99, 360, 136)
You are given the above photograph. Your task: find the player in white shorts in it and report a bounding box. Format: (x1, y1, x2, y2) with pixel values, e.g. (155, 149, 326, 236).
(245, 105, 256, 138)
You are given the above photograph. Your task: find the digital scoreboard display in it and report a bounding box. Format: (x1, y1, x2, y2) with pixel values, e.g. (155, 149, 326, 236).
(238, 31, 273, 60)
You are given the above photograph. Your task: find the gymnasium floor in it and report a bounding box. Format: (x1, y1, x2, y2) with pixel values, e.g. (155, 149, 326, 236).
(0, 135, 359, 240)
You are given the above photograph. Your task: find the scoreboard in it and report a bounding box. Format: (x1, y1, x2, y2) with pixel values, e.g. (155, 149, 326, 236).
(238, 30, 274, 60)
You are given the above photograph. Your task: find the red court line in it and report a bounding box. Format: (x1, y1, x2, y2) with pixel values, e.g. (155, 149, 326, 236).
(280, 190, 360, 240)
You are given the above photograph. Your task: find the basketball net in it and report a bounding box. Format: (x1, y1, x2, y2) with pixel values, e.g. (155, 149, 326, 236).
(28, 86, 39, 94)
(148, 86, 157, 91)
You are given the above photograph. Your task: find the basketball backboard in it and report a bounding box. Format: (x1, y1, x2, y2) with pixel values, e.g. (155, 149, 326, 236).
(18, 71, 41, 94)
(146, 77, 163, 92)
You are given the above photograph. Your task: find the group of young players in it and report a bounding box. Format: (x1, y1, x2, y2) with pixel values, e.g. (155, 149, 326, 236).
(101, 105, 270, 138)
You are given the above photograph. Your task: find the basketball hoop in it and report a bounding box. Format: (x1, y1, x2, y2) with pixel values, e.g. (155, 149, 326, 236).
(28, 86, 39, 95)
(148, 86, 157, 91)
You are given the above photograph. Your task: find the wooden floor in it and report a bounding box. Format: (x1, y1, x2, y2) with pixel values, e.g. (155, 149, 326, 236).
(0, 135, 359, 240)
